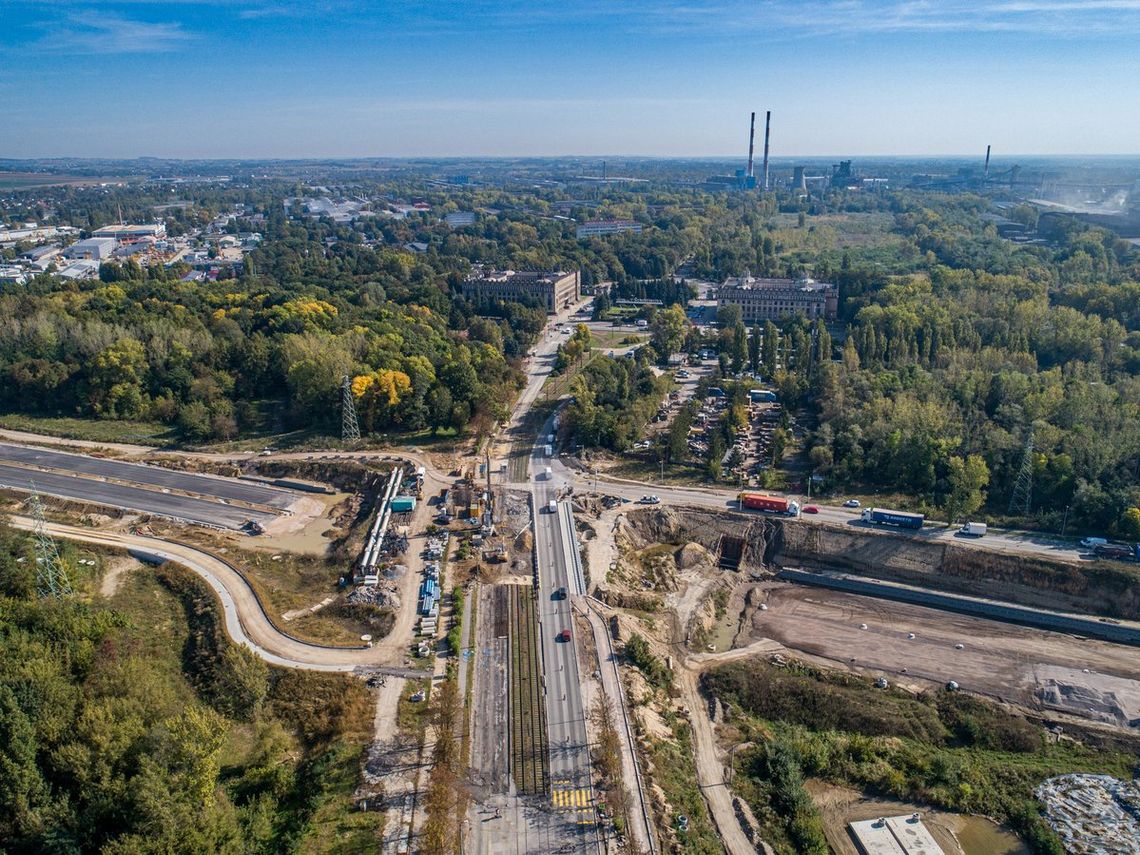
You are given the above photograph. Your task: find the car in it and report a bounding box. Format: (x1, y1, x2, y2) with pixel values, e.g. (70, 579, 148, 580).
(558, 629, 572, 643)
(802, 505, 820, 514)
(553, 586, 567, 600)
(843, 499, 861, 508)
(639, 495, 660, 504)
(1080, 536, 1108, 549)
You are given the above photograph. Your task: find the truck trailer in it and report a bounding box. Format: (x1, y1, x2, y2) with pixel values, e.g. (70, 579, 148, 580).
(861, 507, 925, 530)
(738, 493, 800, 516)
(1092, 543, 1140, 562)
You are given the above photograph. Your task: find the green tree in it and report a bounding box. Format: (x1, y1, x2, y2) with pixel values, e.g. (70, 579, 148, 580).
(944, 454, 990, 524)
(650, 304, 687, 360)
(762, 320, 779, 376)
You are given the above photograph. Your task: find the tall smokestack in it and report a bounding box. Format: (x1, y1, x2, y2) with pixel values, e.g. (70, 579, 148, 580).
(747, 112, 756, 179)
(984, 145, 991, 179)
(761, 110, 772, 191)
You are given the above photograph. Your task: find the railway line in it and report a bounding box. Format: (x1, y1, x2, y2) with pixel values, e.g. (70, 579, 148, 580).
(507, 584, 549, 796)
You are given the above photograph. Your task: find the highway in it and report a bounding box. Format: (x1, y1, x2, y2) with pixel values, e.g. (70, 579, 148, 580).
(0, 441, 296, 509)
(531, 450, 599, 852)
(0, 463, 279, 530)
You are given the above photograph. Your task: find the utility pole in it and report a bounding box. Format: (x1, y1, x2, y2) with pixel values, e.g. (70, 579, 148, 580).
(30, 488, 72, 598)
(340, 374, 360, 442)
(1008, 428, 1034, 516)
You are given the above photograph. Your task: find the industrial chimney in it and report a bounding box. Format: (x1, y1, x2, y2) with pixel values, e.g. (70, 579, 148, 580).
(761, 110, 772, 191)
(984, 145, 991, 180)
(747, 112, 756, 179)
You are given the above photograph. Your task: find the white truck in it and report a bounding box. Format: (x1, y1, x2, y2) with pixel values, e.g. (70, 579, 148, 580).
(547, 500, 558, 514)
(960, 521, 987, 536)
(543, 466, 553, 480)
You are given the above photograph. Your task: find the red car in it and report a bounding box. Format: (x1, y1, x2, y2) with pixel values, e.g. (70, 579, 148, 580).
(558, 629, 572, 642)
(802, 505, 820, 514)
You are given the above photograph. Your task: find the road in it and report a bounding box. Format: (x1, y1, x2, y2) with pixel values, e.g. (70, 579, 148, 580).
(0, 441, 296, 508)
(0, 463, 279, 530)
(531, 449, 599, 852)
(553, 458, 1091, 565)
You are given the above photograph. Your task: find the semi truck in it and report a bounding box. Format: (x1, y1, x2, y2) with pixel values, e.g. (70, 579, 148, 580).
(738, 493, 800, 516)
(861, 507, 925, 530)
(1092, 543, 1140, 562)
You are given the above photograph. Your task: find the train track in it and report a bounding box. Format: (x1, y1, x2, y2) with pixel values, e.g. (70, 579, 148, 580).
(508, 584, 549, 795)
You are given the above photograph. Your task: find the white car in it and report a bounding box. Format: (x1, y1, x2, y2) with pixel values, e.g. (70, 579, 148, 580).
(639, 495, 660, 505)
(843, 499, 861, 508)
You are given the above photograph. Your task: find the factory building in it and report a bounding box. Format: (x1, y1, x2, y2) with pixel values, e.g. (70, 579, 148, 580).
(61, 238, 117, 261)
(92, 223, 166, 242)
(717, 274, 838, 322)
(461, 269, 580, 313)
(575, 219, 643, 239)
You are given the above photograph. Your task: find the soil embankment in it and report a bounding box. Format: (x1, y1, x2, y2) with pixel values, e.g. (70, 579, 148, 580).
(623, 507, 1140, 620)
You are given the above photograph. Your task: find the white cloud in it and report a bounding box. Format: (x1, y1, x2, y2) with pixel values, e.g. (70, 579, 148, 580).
(34, 12, 194, 53)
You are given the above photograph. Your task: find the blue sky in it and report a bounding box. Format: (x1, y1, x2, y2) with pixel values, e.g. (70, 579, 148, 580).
(3, 1, 1139, 158)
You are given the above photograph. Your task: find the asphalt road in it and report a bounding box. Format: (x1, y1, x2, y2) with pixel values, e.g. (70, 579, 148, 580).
(554, 459, 1091, 565)
(531, 449, 599, 853)
(0, 441, 295, 509)
(0, 462, 278, 530)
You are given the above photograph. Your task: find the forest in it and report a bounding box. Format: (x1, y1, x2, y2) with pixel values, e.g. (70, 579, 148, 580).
(3, 174, 1140, 532)
(0, 517, 376, 853)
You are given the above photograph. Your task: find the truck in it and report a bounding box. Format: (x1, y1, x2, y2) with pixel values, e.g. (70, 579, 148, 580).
(861, 507, 925, 530)
(960, 521, 987, 536)
(544, 444, 553, 458)
(548, 500, 558, 514)
(1092, 543, 1140, 562)
(738, 493, 800, 516)
(543, 466, 553, 480)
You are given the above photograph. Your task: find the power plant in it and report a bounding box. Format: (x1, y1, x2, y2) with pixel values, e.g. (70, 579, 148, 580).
(706, 111, 768, 190)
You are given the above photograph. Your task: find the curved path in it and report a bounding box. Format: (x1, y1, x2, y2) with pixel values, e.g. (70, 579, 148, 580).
(10, 516, 397, 672)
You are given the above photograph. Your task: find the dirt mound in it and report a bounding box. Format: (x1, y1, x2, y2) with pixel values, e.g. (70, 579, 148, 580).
(595, 586, 662, 612)
(515, 529, 533, 552)
(675, 541, 713, 570)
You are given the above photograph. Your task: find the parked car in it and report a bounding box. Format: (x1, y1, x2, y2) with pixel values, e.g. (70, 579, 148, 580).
(802, 505, 820, 514)
(843, 499, 861, 508)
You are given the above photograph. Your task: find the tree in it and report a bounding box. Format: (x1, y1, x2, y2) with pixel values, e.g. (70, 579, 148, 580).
(650, 304, 687, 360)
(762, 320, 779, 376)
(731, 322, 748, 374)
(749, 324, 762, 372)
(426, 386, 453, 434)
(944, 454, 990, 524)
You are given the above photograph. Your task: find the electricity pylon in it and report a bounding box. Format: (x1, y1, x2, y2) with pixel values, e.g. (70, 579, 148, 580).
(1008, 429, 1034, 516)
(341, 374, 361, 441)
(30, 488, 73, 598)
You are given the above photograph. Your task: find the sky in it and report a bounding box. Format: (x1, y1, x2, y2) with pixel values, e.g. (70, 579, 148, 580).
(2, 0, 1140, 159)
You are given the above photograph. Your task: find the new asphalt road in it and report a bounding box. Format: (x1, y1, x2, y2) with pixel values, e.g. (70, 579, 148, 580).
(0, 442, 295, 509)
(0, 462, 278, 530)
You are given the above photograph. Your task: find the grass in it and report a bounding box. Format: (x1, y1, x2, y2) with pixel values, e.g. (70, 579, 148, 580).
(397, 678, 432, 735)
(0, 411, 176, 445)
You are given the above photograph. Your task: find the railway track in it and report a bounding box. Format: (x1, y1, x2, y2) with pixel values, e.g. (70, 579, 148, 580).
(508, 584, 549, 795)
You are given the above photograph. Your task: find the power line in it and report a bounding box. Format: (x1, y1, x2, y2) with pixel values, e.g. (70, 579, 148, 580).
(1008, 428, 1034, 516)
(341, 374, 361, 441)
(29, 488, 73, 598)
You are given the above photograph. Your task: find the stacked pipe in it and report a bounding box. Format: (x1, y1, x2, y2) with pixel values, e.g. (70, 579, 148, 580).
(359, 467, 402, 574)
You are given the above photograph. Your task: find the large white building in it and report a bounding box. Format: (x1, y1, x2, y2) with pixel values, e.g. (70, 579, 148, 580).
(92, 223, 166, 241)
(461, 269, 580, 313)
(575, 219, 643, 239)
(61, 238, 117, 261)
(717, 275, 838, 322)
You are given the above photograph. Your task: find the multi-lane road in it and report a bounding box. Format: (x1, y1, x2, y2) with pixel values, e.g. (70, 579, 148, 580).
(0, 462, 280, 530)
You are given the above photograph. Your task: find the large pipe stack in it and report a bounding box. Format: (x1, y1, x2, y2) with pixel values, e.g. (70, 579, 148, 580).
(984, 144, 991, 180)
(747, 111, 756, 179)
(761, 110, 772, 191)
(359, 466, 402, 575)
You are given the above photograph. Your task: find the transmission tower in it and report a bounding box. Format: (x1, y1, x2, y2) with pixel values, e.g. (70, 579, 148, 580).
(341, 374, 361, 441)
(1008, 429, 1034, 516)
(29, 489, 73, 598)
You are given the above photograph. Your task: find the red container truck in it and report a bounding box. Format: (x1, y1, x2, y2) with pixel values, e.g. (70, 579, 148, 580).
(738, 493, 800, 516)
